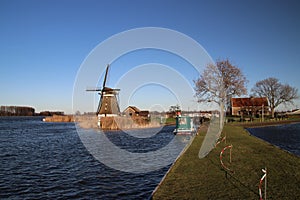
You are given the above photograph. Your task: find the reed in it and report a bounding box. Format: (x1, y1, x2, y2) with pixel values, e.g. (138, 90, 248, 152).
(75, 115, 161, 130)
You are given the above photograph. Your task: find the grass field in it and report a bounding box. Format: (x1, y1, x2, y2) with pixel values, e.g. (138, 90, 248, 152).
(152, 123, 300, 199)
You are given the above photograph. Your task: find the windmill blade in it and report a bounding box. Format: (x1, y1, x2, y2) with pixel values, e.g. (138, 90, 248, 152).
(86, 87, 102, 91)
(102, 64, 110, 89)
(97, 64, 110, 114)
(97, 89, 104, 114)
(96, 96, 102, 114)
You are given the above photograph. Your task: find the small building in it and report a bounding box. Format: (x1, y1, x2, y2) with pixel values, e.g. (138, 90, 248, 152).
(123, 106, 149, 118)
(123, 106, 140, 117)
(139, 110, 150, 118)
(231, 97, 269, 116)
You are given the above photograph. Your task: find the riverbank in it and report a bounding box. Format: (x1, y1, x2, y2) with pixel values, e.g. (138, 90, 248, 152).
(152, 123, 300, 199)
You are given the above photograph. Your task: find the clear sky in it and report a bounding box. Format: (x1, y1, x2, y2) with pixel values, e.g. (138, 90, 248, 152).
(1, 0, 299, 113)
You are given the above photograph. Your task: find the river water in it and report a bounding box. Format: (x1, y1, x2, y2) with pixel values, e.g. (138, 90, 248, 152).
(0, 117, 190, 199)
(247, 123, 300, 156)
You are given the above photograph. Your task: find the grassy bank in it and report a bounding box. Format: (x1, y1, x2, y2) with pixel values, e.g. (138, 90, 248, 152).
(152, 124, 300, 199)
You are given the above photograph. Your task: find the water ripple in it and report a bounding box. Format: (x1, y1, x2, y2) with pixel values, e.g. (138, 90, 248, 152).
(247, 123, 300, 156)
(0, 117, 186, 199)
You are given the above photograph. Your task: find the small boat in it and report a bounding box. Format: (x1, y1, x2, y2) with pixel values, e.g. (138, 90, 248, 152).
(173, 116, 197, 135)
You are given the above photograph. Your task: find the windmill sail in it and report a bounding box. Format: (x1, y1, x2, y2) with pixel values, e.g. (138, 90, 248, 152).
(102, 64, 110, 89)
(97, 64, 110, 114)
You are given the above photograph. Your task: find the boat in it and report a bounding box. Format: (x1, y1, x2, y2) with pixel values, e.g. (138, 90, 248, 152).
(173, 115, 197, 135)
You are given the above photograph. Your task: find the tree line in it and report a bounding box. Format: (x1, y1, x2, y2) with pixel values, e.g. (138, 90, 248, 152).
(194, 59, 298, 118)
(0, 106, 35, 116)
(0, 106, 65, 116)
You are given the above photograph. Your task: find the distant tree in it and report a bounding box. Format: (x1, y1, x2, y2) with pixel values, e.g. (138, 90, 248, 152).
(251, 77, 298, 118)
(75, 110, 81, 115)
(194, 59, 247, 126)
(169, 105, 180, 112)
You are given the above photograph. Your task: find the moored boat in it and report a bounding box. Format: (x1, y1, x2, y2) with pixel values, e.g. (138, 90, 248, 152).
(173, 116, 198, 135)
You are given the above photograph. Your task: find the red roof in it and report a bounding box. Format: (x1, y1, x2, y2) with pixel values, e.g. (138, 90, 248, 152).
(231, 97, 268, 107)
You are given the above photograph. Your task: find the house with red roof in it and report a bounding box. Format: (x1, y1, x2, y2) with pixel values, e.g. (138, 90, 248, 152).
(230, 97, 270, 117)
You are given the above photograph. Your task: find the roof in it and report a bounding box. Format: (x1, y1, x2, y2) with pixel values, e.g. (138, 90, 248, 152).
(124, 106, 141, 113)
(287, 109, 300, 115)
(139, 110, 149, 117)
(102, 87, 120, 94)
(231, 97, 268, 107)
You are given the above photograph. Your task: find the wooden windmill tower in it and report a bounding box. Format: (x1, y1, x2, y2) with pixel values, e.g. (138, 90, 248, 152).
(87, 64, 120, 117)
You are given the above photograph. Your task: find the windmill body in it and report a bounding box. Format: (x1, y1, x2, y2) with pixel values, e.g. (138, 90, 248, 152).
(97, 86, 120, 117)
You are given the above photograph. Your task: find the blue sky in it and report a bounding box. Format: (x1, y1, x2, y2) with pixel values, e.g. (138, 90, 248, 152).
(1, 0, 299, 113)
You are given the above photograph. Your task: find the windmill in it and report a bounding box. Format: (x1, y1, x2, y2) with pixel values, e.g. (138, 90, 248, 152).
(86, 64, 120, 117)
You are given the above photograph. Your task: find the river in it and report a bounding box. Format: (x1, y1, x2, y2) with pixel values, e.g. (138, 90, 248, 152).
(0, 117, 190, 199)
(247, 122, 300, 157)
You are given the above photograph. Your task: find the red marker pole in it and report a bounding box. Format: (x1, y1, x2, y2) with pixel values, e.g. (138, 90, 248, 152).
(216, 136, 226, 147)
(220, 145, 233, 173)
(259, 167, 267, 200)
(230, 144, 232, 163)
(264, 167, 267, 200)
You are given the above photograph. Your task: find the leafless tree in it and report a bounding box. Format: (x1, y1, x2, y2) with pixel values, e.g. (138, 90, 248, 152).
(251, 77, 298, 118)
(194, 59, 247, 105)
(194, 59, 248, 125)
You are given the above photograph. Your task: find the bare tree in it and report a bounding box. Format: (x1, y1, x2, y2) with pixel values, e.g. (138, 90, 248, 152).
(194, 59, 247, 106)
(251, 77, 298, 118)
(194, 59, 248, 125)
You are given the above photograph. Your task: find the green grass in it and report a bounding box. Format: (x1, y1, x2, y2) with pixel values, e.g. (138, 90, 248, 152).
(164, 117, 176, 125)
(152, 124, 300, 199)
